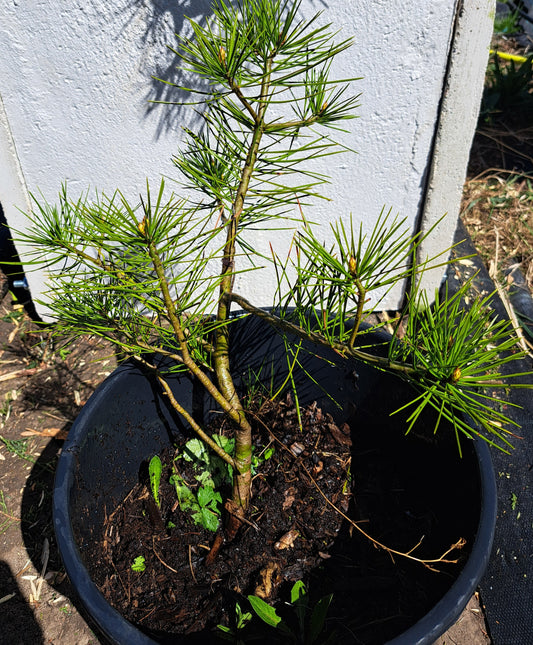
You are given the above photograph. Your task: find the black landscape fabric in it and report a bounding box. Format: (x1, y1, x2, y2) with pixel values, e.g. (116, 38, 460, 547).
(448, 220, 533, 645)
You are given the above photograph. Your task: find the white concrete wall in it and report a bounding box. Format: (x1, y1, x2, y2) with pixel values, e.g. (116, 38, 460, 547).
(418, 0, 497, 294)
(0, 0, 494, 315)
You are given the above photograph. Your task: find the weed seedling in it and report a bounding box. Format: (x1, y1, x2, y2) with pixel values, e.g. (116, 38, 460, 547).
(0, 435, 35, 465)
(148, 455, 162, 509)
(131, 556, 146, 573)
(170, 467, 223, 533)
(247, 581, 334, 644)
(217, 602, 253, 642)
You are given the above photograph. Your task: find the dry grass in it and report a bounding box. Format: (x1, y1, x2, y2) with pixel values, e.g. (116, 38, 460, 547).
(461, 27, 533, 308)
(461, 173, 533, 291)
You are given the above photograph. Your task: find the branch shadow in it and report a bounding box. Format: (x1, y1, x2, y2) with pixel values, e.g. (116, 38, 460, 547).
(123, 0, 213, 140)
(124, 0, 331, 139)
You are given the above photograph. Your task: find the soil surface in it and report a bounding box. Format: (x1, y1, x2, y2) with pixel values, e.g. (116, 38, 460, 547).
(92, 397, 353, 640)
(86, 395, 479, 644)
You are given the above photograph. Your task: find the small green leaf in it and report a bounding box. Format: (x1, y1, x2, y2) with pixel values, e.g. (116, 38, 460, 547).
(197, 485, 216, 507)
(170, 473, 197, 511)
(195, 469, 214, 487)
(213, 433, 234, 454)
(309, 593, 333, 643)
(248, 595, 282, 628)
(290, 580, 308, 632)
(148, 455, 162, 509)
(182, 438, 209, 464)
(199, 506, 220, 532)
(131, 555, 146, 572)
(206, 491, 223, 511)
(290, 579, 306, 604)
(235, 602, 252, 629)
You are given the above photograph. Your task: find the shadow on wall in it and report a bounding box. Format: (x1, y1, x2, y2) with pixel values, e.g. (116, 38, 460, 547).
(125, 0, 221, 139)
(128, 0, 329, 139)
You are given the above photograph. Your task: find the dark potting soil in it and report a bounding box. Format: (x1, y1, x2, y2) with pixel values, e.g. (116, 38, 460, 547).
(83, 396, 479, 645)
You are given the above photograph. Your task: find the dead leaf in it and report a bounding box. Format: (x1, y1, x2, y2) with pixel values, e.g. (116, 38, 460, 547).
(312, 460, 324, 476)
(21, 428, 68, 440)
(254, 561, 281, 600)
(274, 528, 299, 551)
(289, 442, 305, 457)
(282, 486, 297, 511)
(328, 421, 352, 446)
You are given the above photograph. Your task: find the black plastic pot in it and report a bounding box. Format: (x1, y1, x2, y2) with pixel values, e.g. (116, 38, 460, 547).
(53, 317, 497, 645)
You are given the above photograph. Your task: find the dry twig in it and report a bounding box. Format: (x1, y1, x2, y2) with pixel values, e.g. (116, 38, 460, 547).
(259, 416, 465, 572)
(489, 227, 532, 358)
